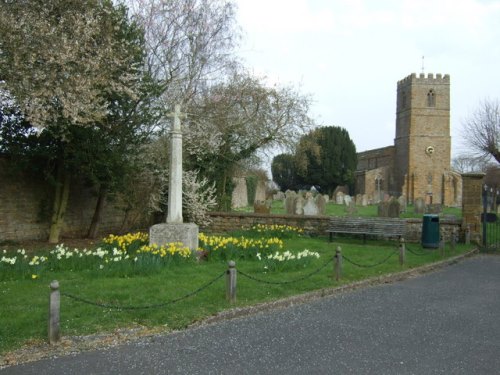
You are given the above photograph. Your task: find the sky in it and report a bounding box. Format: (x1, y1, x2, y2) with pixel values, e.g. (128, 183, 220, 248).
(234, 0, 500, 157)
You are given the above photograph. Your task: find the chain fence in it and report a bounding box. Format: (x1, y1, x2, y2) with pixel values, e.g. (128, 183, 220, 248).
(238, 257, 333, 285)
(60, 271, 226, 310)
(341, 249, 398, 268)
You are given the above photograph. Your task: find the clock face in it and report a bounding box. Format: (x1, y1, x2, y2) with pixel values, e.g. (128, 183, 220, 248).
(425, 146, 435, 155)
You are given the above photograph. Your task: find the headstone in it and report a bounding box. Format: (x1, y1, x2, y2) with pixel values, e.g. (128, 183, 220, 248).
(397, 195, 407, 213)
(378, 201, 389, 217)
(150, 104, 198, 251)
(231, 177, 248, 208)
(295, 195, 305, 215)
(336, 192, 344, 205)
(346, 200, 357, 215)
(323, 194, 330, 203)
(387, 197, 401, 218)
(285, 195, 296, 215)
(254, 180, 267, 202)
(273, 191, 285, 201)
(414, 197, 425, 214)
(305, 191, 314, 199)
(355, 194, 363, 206)
(303, 197, 319, 216)
(254, 200, 271, 214)
(361, 194, 369, 207)
(316, 194, 327, 215)
(344, 195, 352, 206)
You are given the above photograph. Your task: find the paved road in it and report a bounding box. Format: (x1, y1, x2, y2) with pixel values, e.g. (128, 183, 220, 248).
(2, 255, 500, 375)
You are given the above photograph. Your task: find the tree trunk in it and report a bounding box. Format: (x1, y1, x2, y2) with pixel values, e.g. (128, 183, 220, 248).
(87, 185, 107, 239)
(48, 166, 71, 244)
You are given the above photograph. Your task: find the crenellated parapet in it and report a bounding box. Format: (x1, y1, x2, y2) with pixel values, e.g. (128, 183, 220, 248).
(398, 72, 450, 87)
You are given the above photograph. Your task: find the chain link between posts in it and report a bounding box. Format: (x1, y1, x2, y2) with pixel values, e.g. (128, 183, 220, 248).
(60, 271, 226, 310)
(238, 257, 333, 285)
(341, 249, 398, 268)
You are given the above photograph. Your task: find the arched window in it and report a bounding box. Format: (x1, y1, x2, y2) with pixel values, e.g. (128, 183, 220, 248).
(427, 89, 436, 107)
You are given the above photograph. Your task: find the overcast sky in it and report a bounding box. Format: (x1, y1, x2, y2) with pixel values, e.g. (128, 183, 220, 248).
(234, 0, 500, 157)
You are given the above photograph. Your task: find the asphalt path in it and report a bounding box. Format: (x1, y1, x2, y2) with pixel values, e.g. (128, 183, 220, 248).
(2, 255, 499, 374)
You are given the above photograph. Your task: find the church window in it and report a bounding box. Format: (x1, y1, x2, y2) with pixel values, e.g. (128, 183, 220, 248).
(427, 89, 436, 107)
(401, 92, 407, 109)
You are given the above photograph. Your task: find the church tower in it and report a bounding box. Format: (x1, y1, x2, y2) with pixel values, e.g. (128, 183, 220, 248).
(394, 73, 451, 204)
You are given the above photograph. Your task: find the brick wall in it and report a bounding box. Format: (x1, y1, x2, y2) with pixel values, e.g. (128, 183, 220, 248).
(0, 159, 149, 242)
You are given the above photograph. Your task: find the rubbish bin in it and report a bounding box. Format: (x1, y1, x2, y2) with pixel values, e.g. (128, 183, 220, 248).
(422, 214, 440, 248)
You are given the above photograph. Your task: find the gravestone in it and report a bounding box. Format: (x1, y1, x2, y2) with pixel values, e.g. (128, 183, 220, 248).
(414, 197, 425, 214)
(336, 192, 344, 205)
(361, 194, 369, 207)
(323, 194, 330, 203)
(387, 197, 401, 218)
(150, 105, 198, 251)
(316, 194, 327, 215)
(254, 200, 271, 214)
(254, 180, 267, 202)
(273, 191, 285, 201)
(355, 194, 363, 206)
(303, 197, 319, 216)
(295, 195, 305, 215)
(231, 177, 248, 208)
(378, 201, 389, 217)
(345, 200, 357, 215)
(398, 195, 407, 213)
(285, 191, 297, 215)
(344, 195, 352, 206)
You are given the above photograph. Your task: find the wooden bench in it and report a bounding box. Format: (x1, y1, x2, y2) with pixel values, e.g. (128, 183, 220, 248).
(327, 216, 406, 243)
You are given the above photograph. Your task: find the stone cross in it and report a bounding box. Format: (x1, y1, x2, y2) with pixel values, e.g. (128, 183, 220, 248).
(166, 104, 187, 224)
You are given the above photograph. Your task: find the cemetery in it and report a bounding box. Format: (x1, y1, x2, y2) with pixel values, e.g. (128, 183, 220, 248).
(0, 0, 496, 368)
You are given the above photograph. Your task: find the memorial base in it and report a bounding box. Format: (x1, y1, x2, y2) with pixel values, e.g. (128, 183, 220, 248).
(149, 223, 199, 251)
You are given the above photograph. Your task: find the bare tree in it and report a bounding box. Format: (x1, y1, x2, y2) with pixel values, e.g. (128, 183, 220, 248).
(461, 99, 500, 164)
(127, 0, 239, 110)
(451, 154, 493, 173)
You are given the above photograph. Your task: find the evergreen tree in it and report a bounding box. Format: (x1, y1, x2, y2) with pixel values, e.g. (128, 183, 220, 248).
(294, 126, 357, 194)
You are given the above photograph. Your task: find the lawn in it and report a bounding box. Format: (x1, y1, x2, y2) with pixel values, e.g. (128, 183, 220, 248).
(234, 200, 462, 219)
(0, 225, 474, 356)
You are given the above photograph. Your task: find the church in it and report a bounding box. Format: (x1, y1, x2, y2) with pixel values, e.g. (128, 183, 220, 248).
(355, 73, 462, 206)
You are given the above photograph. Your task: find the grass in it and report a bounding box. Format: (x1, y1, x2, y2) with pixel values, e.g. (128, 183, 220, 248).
(234, 200, 462, 219)
(0, 229, 474, 356)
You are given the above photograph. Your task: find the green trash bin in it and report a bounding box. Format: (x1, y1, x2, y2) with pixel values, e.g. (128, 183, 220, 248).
(422, 214, 440, 248)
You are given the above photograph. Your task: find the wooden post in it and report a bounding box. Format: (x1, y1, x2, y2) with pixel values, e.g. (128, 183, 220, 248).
(399, 238, 406, 266)
(335, 246, 342, 281)
(451, 229, 457, 252)
(48, 280, 60, 344)
(439, 236, 445, 258)
(226, 261, 237, 303)
(465, 224, 471, 245)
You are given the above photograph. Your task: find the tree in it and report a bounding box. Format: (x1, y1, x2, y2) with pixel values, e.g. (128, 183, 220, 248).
(183, 70, 313, 208)
(294, 126, 357, 195)
(271, 153, 301, 191)
(451, 154, 493, 174)
(0, 0, 149, 242)
(461, 99, 500, 164)
(128, 0, 238, 111)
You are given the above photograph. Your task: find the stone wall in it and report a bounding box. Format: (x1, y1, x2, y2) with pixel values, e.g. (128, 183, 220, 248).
(0, 158, 149, 242)
(203, 212, 462, 243)
(461, 173, 485, 241)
